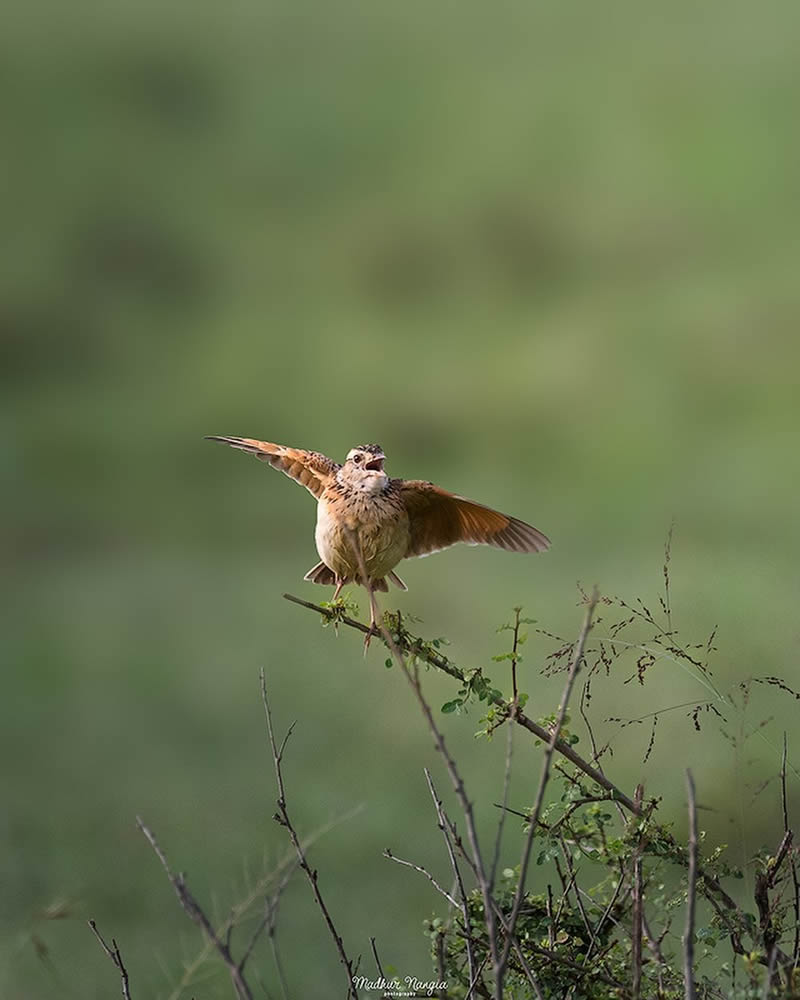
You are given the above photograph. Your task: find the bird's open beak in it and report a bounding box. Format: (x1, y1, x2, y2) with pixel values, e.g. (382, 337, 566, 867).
(365, 455, 386, 472)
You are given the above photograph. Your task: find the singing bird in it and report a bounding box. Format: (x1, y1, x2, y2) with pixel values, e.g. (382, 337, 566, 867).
(206, 437, 550, 633)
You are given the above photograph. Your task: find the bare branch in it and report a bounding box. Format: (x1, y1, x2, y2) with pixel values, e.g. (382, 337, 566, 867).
(382, 848, 459, 907)
(166, 810, 359, 1000)
(136, 818, 254, 1000)
(369, 937, 386, 980)
(88, 920, 132, 1000)
(260, 671, 358, 1000)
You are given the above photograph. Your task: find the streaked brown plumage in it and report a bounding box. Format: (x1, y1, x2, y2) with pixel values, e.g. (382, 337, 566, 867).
(206, 436, 550, 631)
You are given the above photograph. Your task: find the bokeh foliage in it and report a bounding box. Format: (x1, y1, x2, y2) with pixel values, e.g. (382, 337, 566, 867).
(3, 1, 800, 996)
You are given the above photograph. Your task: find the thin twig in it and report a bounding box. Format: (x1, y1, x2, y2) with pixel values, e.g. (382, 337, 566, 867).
(545, 884, 556, 949)
(260, 671, 358, 999)
(88, 920, 132, 1000)
(583, 860, 627, 967)
(136, 819, 253, 1000)
(767, 830, 794, 889)
(237, 856, 297, 994)
(552, 856, 577, 930)
(496, 590, 599, 992)
(556, 839, 593, 941)
(166, 810, 359, 1000)
(464, 954, 490, 1000)
(683, 770, 697, 1000)
(269, 933, 289, 1000)
(489, 611, 523, 894)
(663, 520, 674, 636)
(383, 849, 459, 907)
(369, 936, 386, 979)
(510, 607, 521, 704)
(579, 679, 604, 773)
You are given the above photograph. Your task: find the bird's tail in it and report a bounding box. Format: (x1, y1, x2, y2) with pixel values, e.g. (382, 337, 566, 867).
(304, 561, 336, 585)
(304, 562, 404, 594)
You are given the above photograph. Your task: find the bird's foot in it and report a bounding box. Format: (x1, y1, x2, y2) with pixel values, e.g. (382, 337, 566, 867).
(362, 622, 380, 654)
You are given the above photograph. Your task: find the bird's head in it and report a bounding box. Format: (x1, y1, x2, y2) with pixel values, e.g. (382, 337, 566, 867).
(340, 444, 388, 493)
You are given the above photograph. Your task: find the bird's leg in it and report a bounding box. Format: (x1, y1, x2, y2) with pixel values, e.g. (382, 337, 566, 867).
(331, 578, 344, 603)
(363, 583, 381, 652)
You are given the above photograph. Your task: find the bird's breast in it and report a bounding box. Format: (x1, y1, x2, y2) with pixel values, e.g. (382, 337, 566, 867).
(315, 490, 410, 580)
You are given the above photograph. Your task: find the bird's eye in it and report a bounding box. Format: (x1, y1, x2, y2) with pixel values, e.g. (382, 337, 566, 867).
(353, 454, 362, 464)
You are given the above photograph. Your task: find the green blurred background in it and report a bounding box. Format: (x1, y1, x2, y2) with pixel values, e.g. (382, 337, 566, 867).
(3, 1, 800, 996)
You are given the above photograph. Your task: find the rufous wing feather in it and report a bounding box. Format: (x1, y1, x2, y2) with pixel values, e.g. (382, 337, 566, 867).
(399, 480, 550, 558)
(205, 436, 339, 498)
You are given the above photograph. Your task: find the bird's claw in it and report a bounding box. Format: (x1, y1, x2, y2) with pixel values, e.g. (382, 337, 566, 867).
(363, 622, 380, 654)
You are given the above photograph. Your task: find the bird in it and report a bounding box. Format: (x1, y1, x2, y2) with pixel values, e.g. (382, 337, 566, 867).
(206, 437, 550, 637)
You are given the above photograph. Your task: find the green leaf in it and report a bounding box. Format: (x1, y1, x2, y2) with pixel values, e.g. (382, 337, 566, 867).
(385, 658, 393, 669)
(441, 700, 462, 714)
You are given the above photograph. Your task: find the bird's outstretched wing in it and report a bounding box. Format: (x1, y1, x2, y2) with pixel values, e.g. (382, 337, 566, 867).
(398, 480, 550, 557)
(206, 437, 339, 499)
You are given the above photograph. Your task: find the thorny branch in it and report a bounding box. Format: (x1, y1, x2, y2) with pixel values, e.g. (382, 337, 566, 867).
(284, 575, 799, 995)
(283, 592, 639, 815)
